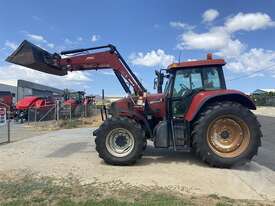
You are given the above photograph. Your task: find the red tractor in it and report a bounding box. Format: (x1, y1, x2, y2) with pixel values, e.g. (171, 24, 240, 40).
(6, 40, 262, 168)
(15, 96, 55, 123)
(63, 90, 95, 117)
(0, 91, 15, 117)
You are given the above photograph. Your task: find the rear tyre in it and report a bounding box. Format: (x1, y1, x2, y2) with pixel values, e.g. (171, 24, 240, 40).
(95, 117, 145, 165)
(192, 101, 262, 168)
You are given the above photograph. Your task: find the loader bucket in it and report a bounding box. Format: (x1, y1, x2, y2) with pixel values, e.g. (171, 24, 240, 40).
(5, 40, 67, 76)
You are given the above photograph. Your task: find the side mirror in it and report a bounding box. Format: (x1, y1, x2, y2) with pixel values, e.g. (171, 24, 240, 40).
(154, 70, 164, 93)
(153, 78, 157, 90)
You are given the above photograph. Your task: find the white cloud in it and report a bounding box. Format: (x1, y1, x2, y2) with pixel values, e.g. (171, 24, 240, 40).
(0, 64, 91, 89)
(77, 37, 83, 41)
(225, 12, 275, 32)
(178, 12, 275, 52)
(0, 80, 17, 86)
(174, 11, 275, 76)
(66, 71, 91, 81)
(202, 9, 219, 23)
(225, 48, 275, 74)
(248, 73, 265, 78)
(91, 34, 100, 42)
(27, 34, 45, 42)
(215, 39, 245, 58)
(65, 38, 73, 44)
(5, 41, 18, 50)
(178, 27, 229, 50)
(99, 71, 115, 76)
(47, 43, 55, 49)
(169, 21, 195, 30)
(130, 49, 175, 68)
(26, 33, 54, 49)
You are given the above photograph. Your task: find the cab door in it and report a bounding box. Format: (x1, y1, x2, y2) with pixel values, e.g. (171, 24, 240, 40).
(166, 68, 203, 149)
(169, 69, 203, 118)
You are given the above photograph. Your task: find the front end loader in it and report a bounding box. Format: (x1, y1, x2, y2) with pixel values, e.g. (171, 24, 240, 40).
(6, 40, 262, 168)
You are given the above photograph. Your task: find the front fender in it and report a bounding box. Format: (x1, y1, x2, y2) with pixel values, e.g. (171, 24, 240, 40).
(185, 89, 256, 122)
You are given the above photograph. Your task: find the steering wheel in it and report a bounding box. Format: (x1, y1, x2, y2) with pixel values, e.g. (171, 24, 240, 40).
(176, 83, 189, 96)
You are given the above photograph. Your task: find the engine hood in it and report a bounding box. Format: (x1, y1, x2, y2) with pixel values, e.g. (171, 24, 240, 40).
(146, 93, 164, 103)
(110, 93, 165, 119)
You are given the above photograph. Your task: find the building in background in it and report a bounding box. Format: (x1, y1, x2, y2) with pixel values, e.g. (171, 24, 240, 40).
(0, 83, 17, 103)
(0, 79, 64, 102)
(17, 80, 63, 100)
(252, 89, 275, 95)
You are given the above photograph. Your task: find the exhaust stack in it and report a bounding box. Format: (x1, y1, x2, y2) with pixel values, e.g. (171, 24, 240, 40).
(6, 40, 67, 76)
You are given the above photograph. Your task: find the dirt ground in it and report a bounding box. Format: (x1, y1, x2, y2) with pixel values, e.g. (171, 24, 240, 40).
(0, 107, 275, 202)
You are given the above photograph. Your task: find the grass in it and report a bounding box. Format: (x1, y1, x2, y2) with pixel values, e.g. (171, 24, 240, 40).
(0, 174, 273, 206)
(27, 115, 102, 131)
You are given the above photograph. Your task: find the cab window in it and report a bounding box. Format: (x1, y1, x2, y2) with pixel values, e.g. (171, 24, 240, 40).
(204, 67, 221, 89)
(172, 69, 203, 97)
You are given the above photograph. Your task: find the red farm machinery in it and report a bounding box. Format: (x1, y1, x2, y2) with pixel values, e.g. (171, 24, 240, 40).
(15, 95, 55, 123)
(0, 91, 15, 117)
(63, 90, 95, 117)
(6, 40, 262, 168)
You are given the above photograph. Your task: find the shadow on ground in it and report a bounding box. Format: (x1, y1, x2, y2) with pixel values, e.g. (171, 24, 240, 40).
(46, 114, 275, 171)
(47, 142, 88, 158)
(137, 145, 206, 167)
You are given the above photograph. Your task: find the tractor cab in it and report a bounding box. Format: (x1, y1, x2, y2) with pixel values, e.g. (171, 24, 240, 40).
(154, 54, 226, 116)
(64, 91, 85, 106)
(163, 54, 226, 117)
(153, 54, 228, 150)
(157, 54, 226, 93)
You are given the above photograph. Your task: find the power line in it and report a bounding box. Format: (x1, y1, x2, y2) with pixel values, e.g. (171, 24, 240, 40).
(228, 63, 275, 82)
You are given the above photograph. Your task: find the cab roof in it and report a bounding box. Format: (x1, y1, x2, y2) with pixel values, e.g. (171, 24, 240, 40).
(167, 53, 226, 70)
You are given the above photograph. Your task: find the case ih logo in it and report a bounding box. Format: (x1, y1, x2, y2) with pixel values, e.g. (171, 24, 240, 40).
(0, 107, 6, 126)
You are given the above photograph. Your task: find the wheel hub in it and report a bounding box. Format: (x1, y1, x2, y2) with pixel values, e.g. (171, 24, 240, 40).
(220, 130, 230, 139)
(106, 128, 135, 158)
(115, 135, 128, 147)
(207, 116, 250, 158)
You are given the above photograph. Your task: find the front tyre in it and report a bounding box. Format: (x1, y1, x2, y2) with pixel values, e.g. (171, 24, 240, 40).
(95, 117, 145, 165)
(192, 101, 262, 168)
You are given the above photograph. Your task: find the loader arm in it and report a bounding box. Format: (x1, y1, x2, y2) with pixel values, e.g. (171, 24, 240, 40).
(6, 40, 146, 96)
(59, 45, 146, 96)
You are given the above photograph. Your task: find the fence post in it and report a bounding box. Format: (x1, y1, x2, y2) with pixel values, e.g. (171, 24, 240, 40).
(34, 108, 37, 123)
(70, 105, 72, 121)
(84, 104, 87, 117)
(56, 101, 59, 121)
(7, 118, 10, 143)
(28, 109, 30, 125)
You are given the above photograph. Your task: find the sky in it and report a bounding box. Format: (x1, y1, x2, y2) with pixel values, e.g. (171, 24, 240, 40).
(1, 0, 275, 96)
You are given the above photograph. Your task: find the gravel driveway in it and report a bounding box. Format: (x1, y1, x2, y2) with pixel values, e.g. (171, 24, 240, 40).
(0, 109, 275, 201)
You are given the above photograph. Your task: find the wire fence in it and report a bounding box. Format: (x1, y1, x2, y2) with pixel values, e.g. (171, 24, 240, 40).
(26, 102, 99, 123)
(251, 95, 275, 107)
(0, 107, 11, 144)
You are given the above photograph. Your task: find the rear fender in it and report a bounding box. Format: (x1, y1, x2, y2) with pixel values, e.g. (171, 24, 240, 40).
(185, 90, 256, 122)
